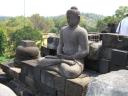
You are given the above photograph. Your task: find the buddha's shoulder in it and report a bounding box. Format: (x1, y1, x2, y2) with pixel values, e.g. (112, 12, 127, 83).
(76, 26, 88, 36)
(61, 25, 69, 30)
(77, 26, 87, 32)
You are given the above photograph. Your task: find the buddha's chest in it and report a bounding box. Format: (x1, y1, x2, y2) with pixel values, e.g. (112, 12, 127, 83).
(62, 30, 79, 44)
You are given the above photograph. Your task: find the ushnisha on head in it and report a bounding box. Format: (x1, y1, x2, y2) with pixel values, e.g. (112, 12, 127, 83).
(66, 6, 80, 27)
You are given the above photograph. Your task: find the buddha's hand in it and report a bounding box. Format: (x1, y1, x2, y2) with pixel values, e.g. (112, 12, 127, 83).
(37, 57, 45, 62)
(61, 59, 76, 66)
(58, 54, 74, 60)
(57, 54, 62, 58)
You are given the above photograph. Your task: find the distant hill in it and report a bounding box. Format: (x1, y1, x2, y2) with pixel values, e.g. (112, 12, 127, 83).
(81, 13, 104, 32)
(82, 13, 104, 21)
(0, 13, 104, 32)
(0, 16, 9, 20)
(51, 13, 105, 32)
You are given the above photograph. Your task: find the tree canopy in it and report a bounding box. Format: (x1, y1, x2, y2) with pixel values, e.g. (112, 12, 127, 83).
(0, 6, 127, 58)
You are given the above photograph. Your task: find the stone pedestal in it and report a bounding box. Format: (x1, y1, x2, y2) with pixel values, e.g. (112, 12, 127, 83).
(20, 60, 93, 96)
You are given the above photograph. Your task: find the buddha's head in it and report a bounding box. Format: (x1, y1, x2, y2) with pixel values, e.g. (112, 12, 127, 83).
(66, 6, 80, 28)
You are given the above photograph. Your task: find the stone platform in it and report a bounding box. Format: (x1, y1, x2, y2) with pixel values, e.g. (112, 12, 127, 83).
(20, 60, 98, 96)
(0, 60, 99, 96)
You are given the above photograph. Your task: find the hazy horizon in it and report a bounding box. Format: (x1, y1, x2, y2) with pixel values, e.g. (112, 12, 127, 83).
(0, 0, 128, 17)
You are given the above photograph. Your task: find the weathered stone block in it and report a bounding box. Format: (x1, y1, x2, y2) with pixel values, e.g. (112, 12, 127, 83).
(25, 76, 35, 90)
(40, 70, 66, 92)
(109, 66, 125, 71)
(109, 49, 128, 71)
(65, 75, 90, 96)
(29, 69, 34, 79)
(100, 47, 112, 60)
(40, 84, 56, 96)
(47, 36, 59, 50)
(99, 59, 109, 74)
(87, 41, 102, 60)
(85, 59, 99, 71)
(40, 70, 45, 84)
(21, 60, 38, 74)
(102, 33, 118, 48)
(40, 70, 91, 96)
(102, 33, 128, 50)
(54, 74, 66, 92)
(0, 62, 21, 79)
(20, 60, 95, 96)
(21, 65, 28, 75)
(44, 70, 65, 92)
(20, 61, 36, 84)
(8, 79, 34, 96)
(41, 46, 50, 56)
(44, 70, 57, 88)
(57, 91, 65, 96)
(110, 49, 128, 66)
(20, 60, 40, 88)
(33, 67, 41, 83)
(9, 67, 21, 79)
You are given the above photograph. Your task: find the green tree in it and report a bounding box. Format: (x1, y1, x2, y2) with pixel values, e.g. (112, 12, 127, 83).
(80, 16, 87, 29)
(96, 16, 117, 32)
(0, 16, 31, 39)
(45, 18, 55, 33)
(97, 6, 128, 32)
(50, 27, 58, 33)
(29, 14, 45, 30)
(115, 6, 128, 20)
(0, 16, 33, 57)
(10, 26, 42, 49)
(0, 29, 6, 55)
(53, 15, 67, 33)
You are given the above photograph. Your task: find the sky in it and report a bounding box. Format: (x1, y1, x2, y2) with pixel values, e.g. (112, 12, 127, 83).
(0, 0, 128, 17)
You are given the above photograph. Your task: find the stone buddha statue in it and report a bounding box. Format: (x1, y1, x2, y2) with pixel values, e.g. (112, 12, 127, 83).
(37, 7, 89, 79)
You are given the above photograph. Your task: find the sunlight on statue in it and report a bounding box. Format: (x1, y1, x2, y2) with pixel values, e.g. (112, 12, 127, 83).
(37, 6, 89, 79)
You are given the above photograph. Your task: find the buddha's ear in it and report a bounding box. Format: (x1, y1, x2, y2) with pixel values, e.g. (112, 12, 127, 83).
(77, 16, 80, 23)
(78, 16, 80, 20)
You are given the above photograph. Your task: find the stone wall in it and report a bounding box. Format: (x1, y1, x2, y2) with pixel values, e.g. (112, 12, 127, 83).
(86, 33, 128, 73)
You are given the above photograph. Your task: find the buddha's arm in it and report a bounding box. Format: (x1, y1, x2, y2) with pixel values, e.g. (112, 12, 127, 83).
(72, 30, 89, 59)
(57, 30, 63, 56)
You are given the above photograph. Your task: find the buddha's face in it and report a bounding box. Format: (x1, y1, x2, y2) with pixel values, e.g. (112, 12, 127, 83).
(67, 13, 80, 27)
